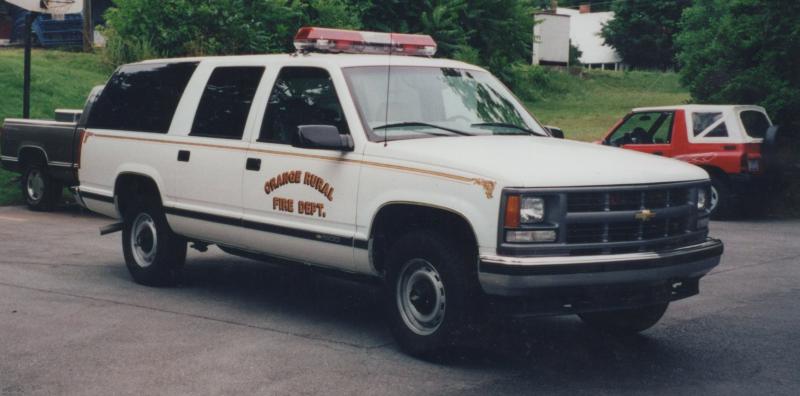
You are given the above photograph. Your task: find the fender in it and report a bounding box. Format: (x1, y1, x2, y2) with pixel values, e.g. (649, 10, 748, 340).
(113, 163, 173, 206)
(357, 186, 497, 252)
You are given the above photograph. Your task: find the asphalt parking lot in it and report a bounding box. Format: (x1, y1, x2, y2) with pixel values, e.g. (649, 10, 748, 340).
(1, 205, 799, 395)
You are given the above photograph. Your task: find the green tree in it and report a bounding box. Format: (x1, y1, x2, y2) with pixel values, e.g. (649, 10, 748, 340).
(676, 0, 800, 127)
(601, 0, 691, 70)
(358, 0, 535, 83)
(103, 0, 361, 64)
(102, 0, 536, 87)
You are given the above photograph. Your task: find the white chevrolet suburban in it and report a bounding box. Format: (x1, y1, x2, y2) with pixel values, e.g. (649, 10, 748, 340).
(48, 28, 722, 356)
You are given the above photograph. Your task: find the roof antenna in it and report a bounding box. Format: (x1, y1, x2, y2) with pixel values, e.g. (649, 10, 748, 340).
(383, 32, 393, 147)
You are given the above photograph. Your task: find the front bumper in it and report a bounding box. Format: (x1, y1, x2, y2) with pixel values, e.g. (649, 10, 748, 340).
(479, 238, 723, 297)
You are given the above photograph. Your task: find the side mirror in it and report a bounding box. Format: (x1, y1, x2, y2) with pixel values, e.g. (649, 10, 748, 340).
(295, 125, 354, 151)
(545, 125, 564, 139)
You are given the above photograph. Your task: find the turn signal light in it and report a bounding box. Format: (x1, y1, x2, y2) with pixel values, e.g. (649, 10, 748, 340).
(505, 195, 520, 228)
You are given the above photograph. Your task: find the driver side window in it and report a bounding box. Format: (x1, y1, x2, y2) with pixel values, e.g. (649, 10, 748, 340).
(259, 67, 349, 145)
(609, 111, 674, 146)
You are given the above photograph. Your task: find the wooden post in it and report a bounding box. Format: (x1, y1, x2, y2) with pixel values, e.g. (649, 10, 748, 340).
(82, 0, 93, 52)
(23, 12, 35, 119)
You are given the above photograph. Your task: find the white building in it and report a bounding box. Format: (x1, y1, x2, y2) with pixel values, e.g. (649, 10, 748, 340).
(532, 12, 570, 66)
(532, 5, 624, 70)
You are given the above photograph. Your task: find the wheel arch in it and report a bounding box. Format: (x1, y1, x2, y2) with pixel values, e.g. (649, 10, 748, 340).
(367, 202, 479, 275)
(113, 172, 165, 217)
(17, 145, 49, 168)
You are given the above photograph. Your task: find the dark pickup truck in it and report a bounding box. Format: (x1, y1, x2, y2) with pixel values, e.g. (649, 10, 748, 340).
(0, 86, 102, 210)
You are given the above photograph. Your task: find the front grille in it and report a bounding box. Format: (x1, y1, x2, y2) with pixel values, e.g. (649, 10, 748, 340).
(566, 219, 689, 244)
(563, 185, 701, 255)
(567, 187, 690, 213)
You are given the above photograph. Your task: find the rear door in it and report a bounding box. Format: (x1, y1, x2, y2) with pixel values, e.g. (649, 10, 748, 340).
(166, 64, 266, 245)
(607, 111, 676, 157)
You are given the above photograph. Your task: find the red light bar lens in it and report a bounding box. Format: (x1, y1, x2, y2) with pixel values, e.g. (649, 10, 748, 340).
(294, 27, 437, 57)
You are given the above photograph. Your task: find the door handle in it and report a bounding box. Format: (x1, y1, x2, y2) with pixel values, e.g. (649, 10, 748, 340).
(177, 150, 190, 162)
(246, 158, 261, 171)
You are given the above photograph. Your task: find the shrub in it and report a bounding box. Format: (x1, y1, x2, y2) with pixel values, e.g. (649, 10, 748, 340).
(676, 0, 800, 128)
(601, 0, 692, 70)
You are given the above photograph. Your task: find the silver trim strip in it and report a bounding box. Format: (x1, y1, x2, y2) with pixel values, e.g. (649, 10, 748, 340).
(0, 155, 18, 162)
(480, 239, 722, 267)
(4, 118, 76, 126)
(48, 161, 75, 168)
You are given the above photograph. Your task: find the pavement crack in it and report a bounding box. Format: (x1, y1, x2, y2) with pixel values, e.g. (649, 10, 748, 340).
(0, 280, 391, 351)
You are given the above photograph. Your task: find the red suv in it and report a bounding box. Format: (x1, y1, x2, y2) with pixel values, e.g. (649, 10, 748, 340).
(601, 105, 777, 218)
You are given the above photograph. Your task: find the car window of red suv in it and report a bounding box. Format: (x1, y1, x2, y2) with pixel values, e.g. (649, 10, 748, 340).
(693, 112, 729, 138)
(608, 111, 674, 146)
(740, 110, 770, 139)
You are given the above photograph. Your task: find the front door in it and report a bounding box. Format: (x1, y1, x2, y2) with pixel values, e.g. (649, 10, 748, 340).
(608, 111, 675, 157)
(240, 66, 361, 271)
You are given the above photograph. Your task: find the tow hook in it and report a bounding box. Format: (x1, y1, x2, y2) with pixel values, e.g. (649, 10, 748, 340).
(190, 242, 209, 252)
(99, 222, 124, 236)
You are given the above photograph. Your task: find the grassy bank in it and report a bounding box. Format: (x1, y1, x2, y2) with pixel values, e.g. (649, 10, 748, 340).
(523, 69, 690, 142)
(0, 49, 112, 205)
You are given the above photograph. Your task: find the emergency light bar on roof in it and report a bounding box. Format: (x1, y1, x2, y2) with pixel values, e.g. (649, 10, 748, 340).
(294, 27, 437, 57)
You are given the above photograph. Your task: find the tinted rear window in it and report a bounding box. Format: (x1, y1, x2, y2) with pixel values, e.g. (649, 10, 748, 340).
(190, 67, 265, 139)
(87, 62, 198, 133)
(740, 110, 770, 138)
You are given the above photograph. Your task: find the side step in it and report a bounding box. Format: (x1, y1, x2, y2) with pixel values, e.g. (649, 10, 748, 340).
(99, 222, 124, 236)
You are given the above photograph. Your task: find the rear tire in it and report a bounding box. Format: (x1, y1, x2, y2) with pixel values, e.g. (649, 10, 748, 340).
(709, 176, 734, 220)
(578, 303, 668, 334)
(385, 230, 478, 358)
(121, 199, 186, 286)
(21, 164, 62, 211)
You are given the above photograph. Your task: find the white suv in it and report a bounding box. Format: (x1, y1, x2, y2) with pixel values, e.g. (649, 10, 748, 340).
(72, 28, 723, 356)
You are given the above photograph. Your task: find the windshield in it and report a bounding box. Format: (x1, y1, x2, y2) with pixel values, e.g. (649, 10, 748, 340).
(343, 66, 548, 141)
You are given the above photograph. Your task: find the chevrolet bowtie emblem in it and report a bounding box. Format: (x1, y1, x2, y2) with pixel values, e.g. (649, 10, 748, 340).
(635, 209, 656, 222)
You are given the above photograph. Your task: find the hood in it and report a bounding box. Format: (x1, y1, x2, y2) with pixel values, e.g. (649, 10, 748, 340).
(365, 136, 709, 188)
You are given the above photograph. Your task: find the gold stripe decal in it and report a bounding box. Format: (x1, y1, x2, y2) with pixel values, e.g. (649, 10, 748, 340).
(84, 131, 496, 199)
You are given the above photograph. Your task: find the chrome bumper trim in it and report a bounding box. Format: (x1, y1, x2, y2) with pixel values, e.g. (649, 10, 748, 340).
(481, 239, 722, 269)
(479, 239, 723, 296)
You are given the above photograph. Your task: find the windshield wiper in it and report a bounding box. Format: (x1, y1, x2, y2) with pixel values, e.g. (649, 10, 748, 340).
(471, 122, 540, 135)
(373, 122, 472, 136)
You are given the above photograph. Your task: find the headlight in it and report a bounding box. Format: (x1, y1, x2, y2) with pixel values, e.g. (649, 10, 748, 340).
(520, 196, 545, 223)
(697, 188, 708, 210)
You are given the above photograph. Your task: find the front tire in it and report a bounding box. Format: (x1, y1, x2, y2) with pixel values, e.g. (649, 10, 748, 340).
(122, 200, 186, 286)
(578, 303, 668, 334)
(385, 230, 477, 357)
(21, 165, 62, 211)
(709, 176, 734, 219)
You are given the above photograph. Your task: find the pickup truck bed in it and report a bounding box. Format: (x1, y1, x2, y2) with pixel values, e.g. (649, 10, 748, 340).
(1, 118, 81, 182)
(1, 87, 102, 211)
(1, 116, 82, 210)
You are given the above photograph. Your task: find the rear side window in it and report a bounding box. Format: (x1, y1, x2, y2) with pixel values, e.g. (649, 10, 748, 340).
(740, 110, 770, 138)
(692, 112, 728, 138)
(87, 62, 198, 133)
(190, 67, 265, 139)
(259, 67, 349, 144)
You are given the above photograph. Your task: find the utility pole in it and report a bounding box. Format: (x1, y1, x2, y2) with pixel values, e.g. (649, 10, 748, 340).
(82, 0, 93, 52)
(23, 12, 35, 119)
